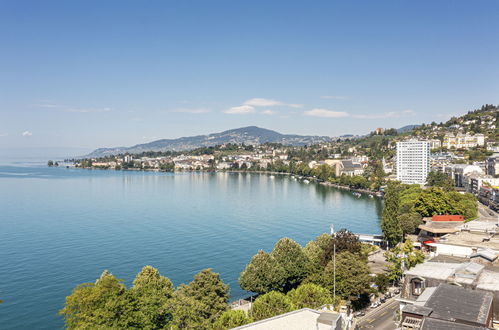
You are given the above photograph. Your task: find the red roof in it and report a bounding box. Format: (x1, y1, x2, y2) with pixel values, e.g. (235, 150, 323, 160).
(432, 215, 464, 222)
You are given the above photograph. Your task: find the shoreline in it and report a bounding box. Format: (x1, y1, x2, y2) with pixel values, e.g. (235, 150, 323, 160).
(67, 165, 383, 197)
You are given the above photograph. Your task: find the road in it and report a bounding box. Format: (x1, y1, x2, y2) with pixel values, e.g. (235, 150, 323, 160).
(478, 202, 498, 221)
(355, 299, 399, 330)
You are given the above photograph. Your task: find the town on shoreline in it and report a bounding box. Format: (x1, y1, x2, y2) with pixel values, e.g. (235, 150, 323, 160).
(57, 105, 499, 329)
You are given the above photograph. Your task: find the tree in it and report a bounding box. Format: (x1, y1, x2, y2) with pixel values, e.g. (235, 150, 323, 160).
(413, 187, 455, 217)
(212, 310, 253, 330)
(130, 266, 174, 329)
(399, 213, 423, 236)
(60, 270, 136, 329)
(251, 291, 294, 321)
(319, 252, 371, 300)
(427, 171, 454, 191)
(239, 251, 285, 294)
(287, 283, 333, 309)
(168, 290, 207, 329)
(179, 269, 229, 322)
(47, 160, 54, 166)
(270, 238, 308, 291)
(381, 182, 403, 246)
(374, 273, 389, 293)
(322, 229, 362, 266)
(384, 239, 424, 283)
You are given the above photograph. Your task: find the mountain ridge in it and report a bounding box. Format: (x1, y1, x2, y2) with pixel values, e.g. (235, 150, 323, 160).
(85, 126, 333, 157)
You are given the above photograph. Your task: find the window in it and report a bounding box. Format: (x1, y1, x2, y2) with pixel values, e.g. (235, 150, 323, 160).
(411, 278, 424, 296)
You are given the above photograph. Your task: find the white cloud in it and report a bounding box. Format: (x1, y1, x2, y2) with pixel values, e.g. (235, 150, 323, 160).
(261, 110, 277, 115)
(304, 109, 349, 118)
(224, 105, 255, 114)
(35, 102, 112, 113)
(22, 131, 33, 137)
(244, 98, 283, 107)
(173, 108, 211, 114)
(353, 110, 414, 119)
(243, 98, 303, 108)
(321, 95, 348, 100)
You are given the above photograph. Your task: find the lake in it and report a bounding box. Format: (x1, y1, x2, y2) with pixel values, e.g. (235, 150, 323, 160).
(0, 165, 382, 329)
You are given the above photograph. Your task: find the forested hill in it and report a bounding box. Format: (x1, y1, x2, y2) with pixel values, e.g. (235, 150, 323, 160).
(86, 126, 332, 158)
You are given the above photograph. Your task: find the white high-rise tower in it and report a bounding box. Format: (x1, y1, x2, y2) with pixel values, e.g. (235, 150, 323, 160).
(396, 140, 430, 184)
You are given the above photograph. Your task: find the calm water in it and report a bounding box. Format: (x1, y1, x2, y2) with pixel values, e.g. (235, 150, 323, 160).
(0, 165, 382, 329)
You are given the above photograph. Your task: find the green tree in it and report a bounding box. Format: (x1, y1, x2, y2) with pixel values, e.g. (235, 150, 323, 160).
(239, 251, 285, 294)
(251, 291, 294, 321)
(384, 240, 424, 283)
(60, 270, 136, 329)
(319, 252, 371, 300)
(212, 310, 253, 330)
(374, 273, 389, 293)
(130, 265, 174, 329)
(168, 291, 207, 329)
(381, 182, 403, 246)
(426, 171, 454, 191)
(179, 269, 229, 323)
(270, 238, 308, 291)
(287, 283, 333, 309)
(322, 229, 362, 266)
(399, 213, 423, 236)
(303, 233, 333, 280)
(413, 187, 454, 217)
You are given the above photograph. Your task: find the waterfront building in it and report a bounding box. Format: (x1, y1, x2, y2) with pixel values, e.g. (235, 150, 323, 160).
(396, 140, 430, 184)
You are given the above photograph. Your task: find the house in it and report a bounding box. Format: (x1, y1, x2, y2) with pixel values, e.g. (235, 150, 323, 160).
(400, 283, 494, 329)
(399, 261, 499, 321)
(232, 308, 345, 330)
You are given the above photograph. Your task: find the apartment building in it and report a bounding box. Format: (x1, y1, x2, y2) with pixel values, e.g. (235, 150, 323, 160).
(443, 133, 485, 149)
(396, 140, 430, 184)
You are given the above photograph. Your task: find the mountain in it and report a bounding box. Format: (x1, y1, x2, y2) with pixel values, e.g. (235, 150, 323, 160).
(397, 124, 420, 133)
(85, 126, 332, 158)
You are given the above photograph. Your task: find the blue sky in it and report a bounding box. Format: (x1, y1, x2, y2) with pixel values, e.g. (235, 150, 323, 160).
(1, 0, 498, 150)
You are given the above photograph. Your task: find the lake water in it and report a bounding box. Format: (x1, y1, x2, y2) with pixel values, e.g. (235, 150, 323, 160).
(0, 165, 382, 329)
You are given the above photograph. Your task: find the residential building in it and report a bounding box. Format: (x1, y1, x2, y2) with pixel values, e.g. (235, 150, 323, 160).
(400, 283, 494, 329)
(443, 164, 483, 188)
(399, 261, 499, 322)
(233, 308, 346, 330)
(467, 174, 499, 195)
(487, 156, 499, 177)
(428, 139, 441, 149)
(396, 140, 430, 184)
(443, 133, 485, 149)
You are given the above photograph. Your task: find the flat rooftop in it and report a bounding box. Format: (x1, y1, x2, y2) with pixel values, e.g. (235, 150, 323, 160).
(439, 231, 499, 250)
(405, 262, 461, 280)
(232, 308, 340, 330)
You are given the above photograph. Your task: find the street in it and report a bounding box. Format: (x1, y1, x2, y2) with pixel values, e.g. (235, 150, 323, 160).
(355, 299, 399, 330)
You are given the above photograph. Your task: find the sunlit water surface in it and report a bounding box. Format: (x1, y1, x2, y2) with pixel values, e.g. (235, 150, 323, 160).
(0, 165, 382, 329)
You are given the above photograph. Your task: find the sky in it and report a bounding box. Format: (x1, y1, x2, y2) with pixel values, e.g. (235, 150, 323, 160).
(0, 0, 498, 151)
